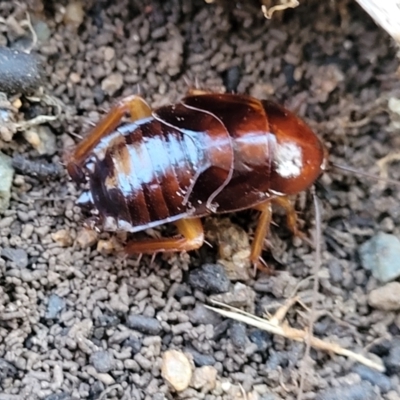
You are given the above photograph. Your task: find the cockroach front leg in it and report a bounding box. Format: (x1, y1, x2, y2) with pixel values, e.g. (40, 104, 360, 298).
(124, 218, 204, 256)
(67, 95, 152, 182)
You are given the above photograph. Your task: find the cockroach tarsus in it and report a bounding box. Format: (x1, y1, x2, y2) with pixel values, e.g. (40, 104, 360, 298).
(66, 90, 327, 270)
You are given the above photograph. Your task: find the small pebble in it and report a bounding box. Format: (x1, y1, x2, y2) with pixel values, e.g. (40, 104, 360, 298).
(161, 350, 192, 392)
(185, 347, 216, 366)
(0, 152, 14, 213)
(189, 303, 222, 326)
(97, 314, 120, 328)
(96, 373, 115, 386)
(255, 391, 281, 400)
(76, 228, 98, 249)
(1, 247, 28, 268)
(93, 327, 104, 340)
(249, 330, 271, 352)
(124, 337, 142, 354)
(385, 339, 400, 374)
(328, 259, 343, 284)
(43, 393, 70, 400)
(0, 358, 18, 380)
(45, 294, 66, 319)
(359, 232, 400, 282)
(126, 314, 162, 335)
(0, 108, 15, 142)
(23, 126, 57, 156)
(213, 320, 230, 341)
(188, 263, 230, 294)
(191, 366, 217, 392)
(96, 239, 114, 254)
(103, 47, 115, 61)
(229, 322, 247, 349)
(101, 72, 123, 96)
(210, 282, 256, 310)
(51, 229, 73, 247)
(0, 48, 43, 94)
(12, 155, 63, 179)
(368, 282, 400, 311)
(64, 1, 85, 29)
(90, 350, 115, 373)
(34, 21, 51, 43)
(353, 364, 391, 393)
(89, 382, 105, 399)
(315, 381, 379, 400)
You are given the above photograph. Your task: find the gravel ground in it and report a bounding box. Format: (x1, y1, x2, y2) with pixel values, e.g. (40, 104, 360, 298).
(1, 0, 400, 399)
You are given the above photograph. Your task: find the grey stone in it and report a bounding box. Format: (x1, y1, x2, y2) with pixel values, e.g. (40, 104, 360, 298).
(359, 232, 400, 282)
(126, 314, 162, 335)
(45, 294, 66, 319)
(315, 382, 379, 400)
(353, 364, 391, 393)
(0, 152, 14, 213)
(1, 247, 28, 268)
(188, 264, 230, 294)
(90, 350, 114, 373)
(189, 303, 222, 326)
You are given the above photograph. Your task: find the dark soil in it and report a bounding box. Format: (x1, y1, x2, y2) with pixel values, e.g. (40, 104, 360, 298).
(1, 1, 400, 399)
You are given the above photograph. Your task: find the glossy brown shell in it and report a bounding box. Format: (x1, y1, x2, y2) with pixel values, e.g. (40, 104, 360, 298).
(76, 93, 326, 232)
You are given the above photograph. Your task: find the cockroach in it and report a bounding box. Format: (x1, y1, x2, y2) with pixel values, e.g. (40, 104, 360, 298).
(66, 90, 328, 270)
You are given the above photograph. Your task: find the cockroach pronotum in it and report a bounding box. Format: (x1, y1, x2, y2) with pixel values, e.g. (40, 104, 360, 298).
(66, 90, 328, 270)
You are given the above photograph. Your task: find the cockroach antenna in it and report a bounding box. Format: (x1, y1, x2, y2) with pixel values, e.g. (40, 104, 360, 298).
(330, 162, 400, 187)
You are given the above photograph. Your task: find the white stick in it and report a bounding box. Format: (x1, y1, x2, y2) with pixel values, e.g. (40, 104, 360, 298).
(355, 0, 400, 45)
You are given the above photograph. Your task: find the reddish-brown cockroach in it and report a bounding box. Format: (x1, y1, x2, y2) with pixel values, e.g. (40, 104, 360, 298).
(66, 90, 328, 269)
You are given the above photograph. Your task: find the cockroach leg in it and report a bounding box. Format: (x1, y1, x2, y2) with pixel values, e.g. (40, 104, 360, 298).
(67, 95, 152, 182)
(250, 201, 273, 272)
(124, 218, 204, 256)
(272, 196, 313, 247)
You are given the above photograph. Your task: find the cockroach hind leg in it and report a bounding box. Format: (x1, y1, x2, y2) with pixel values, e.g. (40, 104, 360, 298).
(272, 196, 314, 248)
(67, 95, 153, 180)
(252, 257, 276, 276)
(124, 218, 204, 256)
(120, 94, 152, 122)
(250, 201, 273, 271)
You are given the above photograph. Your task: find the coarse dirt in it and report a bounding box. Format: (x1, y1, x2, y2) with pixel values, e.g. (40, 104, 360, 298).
(1, 0, 400, 399)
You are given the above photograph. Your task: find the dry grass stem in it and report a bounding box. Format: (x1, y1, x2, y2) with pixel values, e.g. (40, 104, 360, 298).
(261, 0, 300, 19)
(377, 152, 400, 181)
(206, 299, 385, 373)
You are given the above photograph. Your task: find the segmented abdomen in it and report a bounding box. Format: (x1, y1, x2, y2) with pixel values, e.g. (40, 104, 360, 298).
(88, 101, 229, 231)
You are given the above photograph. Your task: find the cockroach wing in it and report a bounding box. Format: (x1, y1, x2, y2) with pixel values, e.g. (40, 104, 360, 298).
(153, 103, 234, 214)
(183, 94, 274, 212)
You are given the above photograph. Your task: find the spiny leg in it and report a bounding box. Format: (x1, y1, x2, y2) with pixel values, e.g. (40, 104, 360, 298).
(67, 95, 152, 182)
(124, 218, 204, 256)
(250, 201, 273, 273)
(272, 196, 313, 247)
